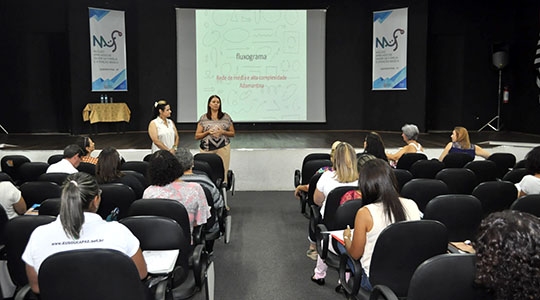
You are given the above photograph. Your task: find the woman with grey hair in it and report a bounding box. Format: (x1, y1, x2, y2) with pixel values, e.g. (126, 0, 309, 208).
(386, 124, 424, 163)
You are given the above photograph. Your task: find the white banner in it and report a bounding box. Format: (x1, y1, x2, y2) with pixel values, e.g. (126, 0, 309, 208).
(372, 8, 408, 90)
(89, 8, 127, 91)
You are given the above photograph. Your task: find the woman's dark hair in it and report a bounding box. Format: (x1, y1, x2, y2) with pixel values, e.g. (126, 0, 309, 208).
(147, 150, 183, 186)
(95, 147, 123, 184)
(474, 210, 540, 300)
(60, 172, 100, 239)
(76, 136, 90, 156)
(205, 95, 224, 120)
(152, 99, 169, 118)
(358, 159, 406, 223)
(364, 132, 388, 161)
(525, 146, 540, 175)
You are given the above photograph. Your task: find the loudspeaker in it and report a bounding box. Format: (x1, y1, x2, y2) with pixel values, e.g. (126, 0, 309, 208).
(492, 51, 508, 69)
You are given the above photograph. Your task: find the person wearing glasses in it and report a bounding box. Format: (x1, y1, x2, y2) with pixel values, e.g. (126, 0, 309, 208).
(22, 172, 147, 294)
(76, 136, 99, 164)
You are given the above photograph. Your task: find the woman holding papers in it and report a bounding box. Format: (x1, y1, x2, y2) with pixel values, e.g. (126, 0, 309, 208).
(343, 159, 420, 291)
(22, 172, 147, 294)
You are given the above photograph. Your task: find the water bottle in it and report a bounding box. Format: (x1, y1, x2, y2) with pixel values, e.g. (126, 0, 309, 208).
(110, 96, 113, 103)
(100, 94, 104, 103)
(104, 94, 108, 103)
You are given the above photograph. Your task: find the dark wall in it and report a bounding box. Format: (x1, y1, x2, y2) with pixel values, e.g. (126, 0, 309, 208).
(1, 0, 538, 134)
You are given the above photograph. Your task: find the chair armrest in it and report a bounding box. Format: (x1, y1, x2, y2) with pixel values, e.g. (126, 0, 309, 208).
(369, 285, 399, 300)
(294, 169, 301, 187)
(190, 244, 208, 288)
(316, 224, 330, 259)
(192, 225, 204, 245)
(339, 252, 362, 296)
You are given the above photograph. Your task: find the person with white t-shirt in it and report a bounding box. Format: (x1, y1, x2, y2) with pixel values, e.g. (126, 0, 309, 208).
(516, 146, 540, 197)
(46, 144, 83, 174)
(22, 172, 147, 294)
(0, 180, 26, 219)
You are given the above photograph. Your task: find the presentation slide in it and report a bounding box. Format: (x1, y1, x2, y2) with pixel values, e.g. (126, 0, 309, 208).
(176, 9, 326, 123)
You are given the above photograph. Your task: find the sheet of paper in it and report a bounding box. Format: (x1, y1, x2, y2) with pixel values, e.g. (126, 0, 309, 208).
(142, 249, 179, 274)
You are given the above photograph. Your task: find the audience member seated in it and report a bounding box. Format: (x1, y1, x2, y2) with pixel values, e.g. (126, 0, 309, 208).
(438, 126, 491, 161)
(516, 146, 540, 197)
(311, 142, 359, 285)
(474, 210, 540, 300)
(177, 147, 224, 210)
(342, 159, 421, 291)
(143, 150, 211, 236)
(46, 144, 83, 174)
(76, 136, 99, 164)
(0, 180, 27, 218)
(386, 124, 424, 165)
(22, 172, 147, 294)
(95, 147, 144, 199)
(362, 132, 388, 162)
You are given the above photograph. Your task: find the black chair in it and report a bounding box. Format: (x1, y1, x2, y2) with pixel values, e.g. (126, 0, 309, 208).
(143, 153, 153, 162)
(472, 181, 517, 216)
(19, 181, 62, 207)
(194, 153, 236, 209)
(424, 194, 482, 242)
(122, 170, 149, 189)
(127, 198, 203, 246)
(409, 159, 445, 179)
(372, 254, 490, 300)
(442, 152, 474, 168)
(510, 194, 540, 217)
(502, 167, 528, 184)
(121, 161, 149, 178)
(0, 205, 8, 246)
(39, 198, 62, 216)
(4, 215, 56, 300)
(1, 154, 31, 184)
(120, 216, 213, 300)
(339, 220, 448, 300)
(392, 169, 413, 192)
(487, 152, 516, 179)
(38, 172, 69, 185)
(47, 154, 63, 165)
(294, 153, 332, 187)
(514, 159, 526, 169)
(77, 161, 96, 175)
(464, 160, 498, 183)
(39, 248, 163, 300)
(435, 168, 477, 194)
(400, 179, 449, 212)
(396, 153, 427, 170)
(17, 161, 49, 184)
(0, 171, 14, 183)
(97, 183, 137, 220)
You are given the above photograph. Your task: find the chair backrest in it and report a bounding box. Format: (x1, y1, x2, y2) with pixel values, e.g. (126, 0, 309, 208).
(38, 249, 150, 300)
(407, 253, 490, 300)
(306, 172, 323, 207)
(435, 168, 477, 194)
(193, 160, 214, 180)
(39, 197, 62, 216)
(19, 181, 62, 207)
(301, 159, 333, 185)
(120, 161, 149, 178)
(194, 153, 225, 186)
(17, 162, 49, 184)
(0, 171, 14, 183)
(510, 194, 540, 217)
(128, 198, 191, 244)
(502, 167, 528, 184)
(38, 172, 69, 185)
(464, 160, 498, 183)
(487, 152, 516, 179)
(96, 183, 136, 220)
(5, 215, 56, 287)
(122, 170, 149, 189)
(77, 162, 96, 175)
(0, 204, 9, 245)
(396, 153, 427, 170)
(442, 152, 474, 168)
(318, 186, 358, 231)
(472, 181, 517, 216)
(392, 169, 413, 192)
(302, 153, 331, 165)
(409, 159, 445, 179)
(47, 154, 63, 165)
(331, 199, 364, 230)
(1, 155, 31, 183)
(514, 159, 526, 169)
(424, 194, 482, 242)
(369, 220, 448, 297)
(400, 179, 449, 212)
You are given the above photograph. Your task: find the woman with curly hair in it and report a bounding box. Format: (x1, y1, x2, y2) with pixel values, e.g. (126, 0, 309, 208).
(143, 150, 210, 236)
(474, 210, 540, 300)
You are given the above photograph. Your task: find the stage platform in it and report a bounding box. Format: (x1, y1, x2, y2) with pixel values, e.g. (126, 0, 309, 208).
(1, 130, 539, 190)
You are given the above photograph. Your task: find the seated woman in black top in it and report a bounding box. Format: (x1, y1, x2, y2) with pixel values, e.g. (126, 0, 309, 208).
(95, 147, 144, 199)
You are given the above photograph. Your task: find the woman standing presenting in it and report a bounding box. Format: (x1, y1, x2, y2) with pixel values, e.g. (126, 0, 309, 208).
(195, 95, 235, 181)
(148, 100, 179, 154)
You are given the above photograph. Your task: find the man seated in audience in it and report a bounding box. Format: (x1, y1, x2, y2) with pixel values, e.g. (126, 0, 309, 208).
(46, 144, 84, 174)
(0, 180, 27, 218)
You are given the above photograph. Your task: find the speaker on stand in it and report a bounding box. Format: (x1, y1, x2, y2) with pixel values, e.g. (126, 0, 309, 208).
(479, 50, 508, 132)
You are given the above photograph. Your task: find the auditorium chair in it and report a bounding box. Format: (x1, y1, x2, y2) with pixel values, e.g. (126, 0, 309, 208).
(121, 161, 149, 178)
(472, 181, 517, 217)
(400, 178, 449, 212)
(464, 160, 498, 183)
(293, 153, 332, 216)
(38, 198, 62, 217)
(38, 172, 69, 185)
(17, 162, 49, 184)
(435, 168, 477, 194)
(392, 169, 413, 192)
(510, 194, 540, 217)
(442, 152, 474, 168)
(47, 154, 63, 165)
(339, 220, 448, 300)
(97, 183, 136, 220)
(77, 161, 96, 175)
(39, 248, 166, 300)
(0, 172, 13, 183)
(409, 159, 445, 179)
(19, 181, 62, 207)
(502, 167, 528, 184)
(395, 153, 427, 170)
(0, 154, 30, 184)
(487, 152, 516, 179)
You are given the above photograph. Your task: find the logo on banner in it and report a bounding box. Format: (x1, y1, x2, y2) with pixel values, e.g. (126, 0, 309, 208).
(92, 30, 123, 52)
(375, 28, 405, 51)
